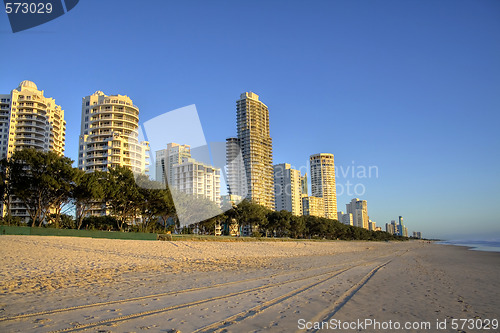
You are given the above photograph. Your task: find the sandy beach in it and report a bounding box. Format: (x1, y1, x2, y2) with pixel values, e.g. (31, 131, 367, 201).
(0, 236, 498, 332)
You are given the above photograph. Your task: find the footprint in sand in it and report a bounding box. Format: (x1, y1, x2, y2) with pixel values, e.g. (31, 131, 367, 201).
(33, 318, 51, 324)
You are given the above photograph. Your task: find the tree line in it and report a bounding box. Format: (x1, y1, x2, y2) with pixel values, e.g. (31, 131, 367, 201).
(0, 149, 176, 232)
(0, 149, 406, 241)
(194, 200, 407, 241)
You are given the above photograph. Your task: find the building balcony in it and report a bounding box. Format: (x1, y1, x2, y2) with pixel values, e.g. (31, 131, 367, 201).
(15, 141, 45, 149)
(86, 161, 106, 167)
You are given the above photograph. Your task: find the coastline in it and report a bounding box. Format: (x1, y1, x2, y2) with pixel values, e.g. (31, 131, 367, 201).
(436, 240, 500, 253)
(0, 236, 498, 332)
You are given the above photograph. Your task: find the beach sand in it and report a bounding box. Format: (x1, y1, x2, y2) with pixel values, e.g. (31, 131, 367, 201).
(0, 235, 498, 332)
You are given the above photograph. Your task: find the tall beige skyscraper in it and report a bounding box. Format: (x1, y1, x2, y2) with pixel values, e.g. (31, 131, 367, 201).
(274, 163, 303, 216)
(310, 153, 337, 220)
(78, 91, 149, 174)
(235, 92, 274, 210)
(0, 80, 66, 220)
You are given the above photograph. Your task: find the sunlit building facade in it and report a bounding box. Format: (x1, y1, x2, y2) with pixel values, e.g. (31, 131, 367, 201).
(274, 163, 303, 216)
(155, 143, 191, 186)
(302, 196, 325, 218)
(346, 198, 369, 229)
(0, 80, 66, 220)
(236, 92, 274, 210)
(78, 91, 149, 217)
(337, 211, 354, 226)
(78, 91, 149, 174)
(310, 153, 337, 220)
(173, 157, 221, 205)
(0, 80, 66, 159)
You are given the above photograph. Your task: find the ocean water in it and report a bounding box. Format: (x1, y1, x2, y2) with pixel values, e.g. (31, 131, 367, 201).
(437, 240, 500, 253)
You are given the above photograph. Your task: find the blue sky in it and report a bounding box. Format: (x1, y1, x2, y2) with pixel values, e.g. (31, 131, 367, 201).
(1, 0, 499, 239)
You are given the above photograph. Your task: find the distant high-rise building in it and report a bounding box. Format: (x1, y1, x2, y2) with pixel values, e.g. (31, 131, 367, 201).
(310, 153, 337, 220)
(391, 219, 397, 234)
(155, 143, 191, 186)
(274, 163, 303, 216)
(337, 211, 353, 226)
(385, 222, 396, 235)
(225, 137, 246, 197)
(346, 198, 369, 229)
(397, 216, 408, 237)
(0, 80, 66, 221)
(78, 91, 149, 174)
(302, 196, 325, 218)
(413, 231, 422, 239)
(173, 157, 221, 205)
(300, 172, 308, 196)
(386, 218, 408, 237)
(368, 219, 376, 231)
(235, 92, 274, 210)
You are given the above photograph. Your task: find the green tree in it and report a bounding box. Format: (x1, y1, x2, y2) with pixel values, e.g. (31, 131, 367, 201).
(235, 199, 269, 236)
(81, 215, 119, 231)
(0, 158, 13, 223)
(73, 170, 106, 229)
(290, 215, 306, 238)
(267, 210, 292, 237)
(136, 175, 176, 233)
(103, 166, 142, 231)
(8, 149, 76, 227)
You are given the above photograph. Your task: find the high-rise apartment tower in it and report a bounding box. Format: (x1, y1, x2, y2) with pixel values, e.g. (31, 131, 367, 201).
(274, 163, 303, 216)
(155, 143, 191, 186)
(235, 92, 274, 210)
(310, 153, 337, 220)
(0, 80, 66, 159)
(78, 91, 149, 174)
(0, 80, 66, 221)
(346, 198, 369, 229)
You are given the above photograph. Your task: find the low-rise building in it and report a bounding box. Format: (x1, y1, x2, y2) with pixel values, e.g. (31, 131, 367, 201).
(302, 196, 325, 218)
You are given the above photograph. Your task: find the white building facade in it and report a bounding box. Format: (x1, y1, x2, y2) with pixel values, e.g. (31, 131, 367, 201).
(78, 91, 149, 174)
(173, 157, 221, 206)
(337, 211, 354, 226)
(274, 163, 303, 216)
(155, 143, 191, 186)
(346, 198, 369, 229)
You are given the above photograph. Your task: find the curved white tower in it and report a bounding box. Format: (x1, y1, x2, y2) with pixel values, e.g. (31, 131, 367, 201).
(310, 153, 337, 220)
(78, 91, 149, 174)
(0, 80, 66, 159)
